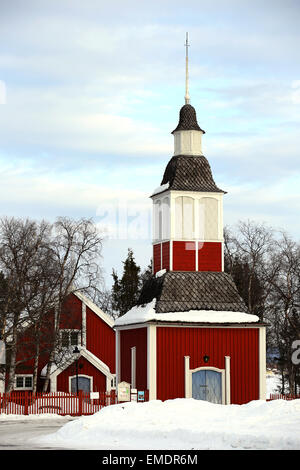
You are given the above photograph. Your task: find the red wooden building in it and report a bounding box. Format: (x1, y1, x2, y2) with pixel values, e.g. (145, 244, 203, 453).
(114, 42, 266, 405)
(13, 290, 116, 394)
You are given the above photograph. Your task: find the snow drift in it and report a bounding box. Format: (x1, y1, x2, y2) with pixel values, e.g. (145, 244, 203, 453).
(36, 398, 300, 450)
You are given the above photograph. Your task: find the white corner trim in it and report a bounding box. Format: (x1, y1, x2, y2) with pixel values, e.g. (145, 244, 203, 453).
(131, 346, 136, 389)
(259, 326, 266, 400)
(147, 324, 157, 400)
(225, 356, 231, 404)
(116, 329, 120, 387)
(81, 302, 86, 347)
(73, 290, 114, 328)
(184, 356, 191, 398)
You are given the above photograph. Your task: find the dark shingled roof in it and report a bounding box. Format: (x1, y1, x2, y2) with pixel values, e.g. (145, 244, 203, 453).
(172, 104, 205, 134)
(160, 155, 226, 193)
(137, 271, 248, 314)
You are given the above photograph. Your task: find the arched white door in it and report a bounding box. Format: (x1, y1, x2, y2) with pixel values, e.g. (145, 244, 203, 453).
(192, 369, 222, 404)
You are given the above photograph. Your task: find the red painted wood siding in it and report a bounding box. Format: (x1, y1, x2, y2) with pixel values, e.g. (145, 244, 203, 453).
(173, 241, 196, 271)
(59, 293, 82, 330)
(162, 241, 170, 271)
(86, 307, 115, 373)
(198, 242, 222, 272)
(156, 326, 259, 405)
(153, 243, 161, 274)
(120, 328, 147, 390)
(57, 357, 107, 392)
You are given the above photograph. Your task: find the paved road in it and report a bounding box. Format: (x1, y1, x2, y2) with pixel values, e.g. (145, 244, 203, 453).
(0, 417, 77, 450)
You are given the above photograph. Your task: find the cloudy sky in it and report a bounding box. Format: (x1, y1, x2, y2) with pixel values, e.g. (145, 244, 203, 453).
(0, 0, 300, 287)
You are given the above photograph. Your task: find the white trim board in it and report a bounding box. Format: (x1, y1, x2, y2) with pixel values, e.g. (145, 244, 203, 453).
(73, 290, 114, 328)
(184, 357, 230, 405)
(48, 348, 114, 392)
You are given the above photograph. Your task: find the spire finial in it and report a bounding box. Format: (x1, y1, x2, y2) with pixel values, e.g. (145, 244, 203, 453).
(185, 32, 190, 105)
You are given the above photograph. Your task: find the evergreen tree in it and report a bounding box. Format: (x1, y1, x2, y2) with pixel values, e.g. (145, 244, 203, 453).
(111, 249, 142, 317)
(140, 260, 153, 289)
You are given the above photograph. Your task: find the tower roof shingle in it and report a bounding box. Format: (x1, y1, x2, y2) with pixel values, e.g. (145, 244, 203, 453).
(160, 154, 226, 193)
(137, 271, 248, 314)
(171, 104, 205, 134)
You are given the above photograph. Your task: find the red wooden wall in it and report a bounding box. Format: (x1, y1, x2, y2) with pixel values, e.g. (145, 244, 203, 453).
(57, 357, 107, 392)
(153, 243, 161, 274)
(120, 328, 148, 390)
(156, 326, 259, 405)
(173, 241, 196, 271)
(59, 294, 82, 330)
(153, 241, 223, 273)
(86, 307, 115, 373)
(162, 241, 170, 271)
(198, 242, 222, 271)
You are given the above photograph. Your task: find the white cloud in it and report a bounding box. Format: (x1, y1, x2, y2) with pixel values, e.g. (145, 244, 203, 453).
(1, 0, 300, 286)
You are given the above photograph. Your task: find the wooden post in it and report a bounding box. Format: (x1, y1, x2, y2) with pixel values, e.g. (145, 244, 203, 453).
(78, 390, 83, 416)
(24, 391, 29, 416)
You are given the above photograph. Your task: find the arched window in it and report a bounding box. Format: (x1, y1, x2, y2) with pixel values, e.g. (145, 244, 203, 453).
(175, 196, 194, 239)
(199, 197, 218, 240)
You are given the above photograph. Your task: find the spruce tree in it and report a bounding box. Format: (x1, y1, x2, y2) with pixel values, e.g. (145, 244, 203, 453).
(111, 249, 142, 317)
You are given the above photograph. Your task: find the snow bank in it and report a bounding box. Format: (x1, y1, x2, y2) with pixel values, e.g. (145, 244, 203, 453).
(35, 398, 300, 450)
(114, 299, 259, 326)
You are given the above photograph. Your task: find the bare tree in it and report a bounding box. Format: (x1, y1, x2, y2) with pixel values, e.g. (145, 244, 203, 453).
(42, 217, 104, 392)
(0, 217, 52, 392)
(266, 232, 300, 394)
(224, 220, 276, 319)
(0, 216, 105, 393)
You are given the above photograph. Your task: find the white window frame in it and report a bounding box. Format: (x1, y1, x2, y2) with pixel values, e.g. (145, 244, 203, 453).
(14, 374, 33, 391)
(111, 375, 117, 390)
(69, 374, 93, 394)
(60, 329, 80, 348)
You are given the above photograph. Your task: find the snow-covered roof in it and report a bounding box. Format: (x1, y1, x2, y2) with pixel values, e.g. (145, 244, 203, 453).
(151, 182, 169, 197)
(114, 299, 260, 327)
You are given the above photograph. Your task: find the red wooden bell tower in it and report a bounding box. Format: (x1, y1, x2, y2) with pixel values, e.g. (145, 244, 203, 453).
(151, 100, 225, 275)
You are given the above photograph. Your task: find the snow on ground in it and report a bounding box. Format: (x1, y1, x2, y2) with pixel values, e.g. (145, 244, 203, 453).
(34, 398, 300, 450)
(266, 369, 283, 397)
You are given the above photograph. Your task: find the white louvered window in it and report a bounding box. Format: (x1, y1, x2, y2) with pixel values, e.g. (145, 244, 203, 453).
(154, 200, 162, 241)
(199, 197, 218, 240)
(175, 196, 195, 239)
(162, 197, 170, 240)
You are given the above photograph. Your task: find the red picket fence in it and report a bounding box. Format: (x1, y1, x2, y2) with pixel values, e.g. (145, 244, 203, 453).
(267, 393, 300, 401)
(0, 389, 149, 416)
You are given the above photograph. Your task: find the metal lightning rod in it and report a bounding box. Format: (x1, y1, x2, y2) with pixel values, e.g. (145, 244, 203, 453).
(185, 32, 190, 104)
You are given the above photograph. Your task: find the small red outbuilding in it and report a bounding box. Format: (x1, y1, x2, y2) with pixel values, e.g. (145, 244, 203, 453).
(13, 290, 116, 394)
